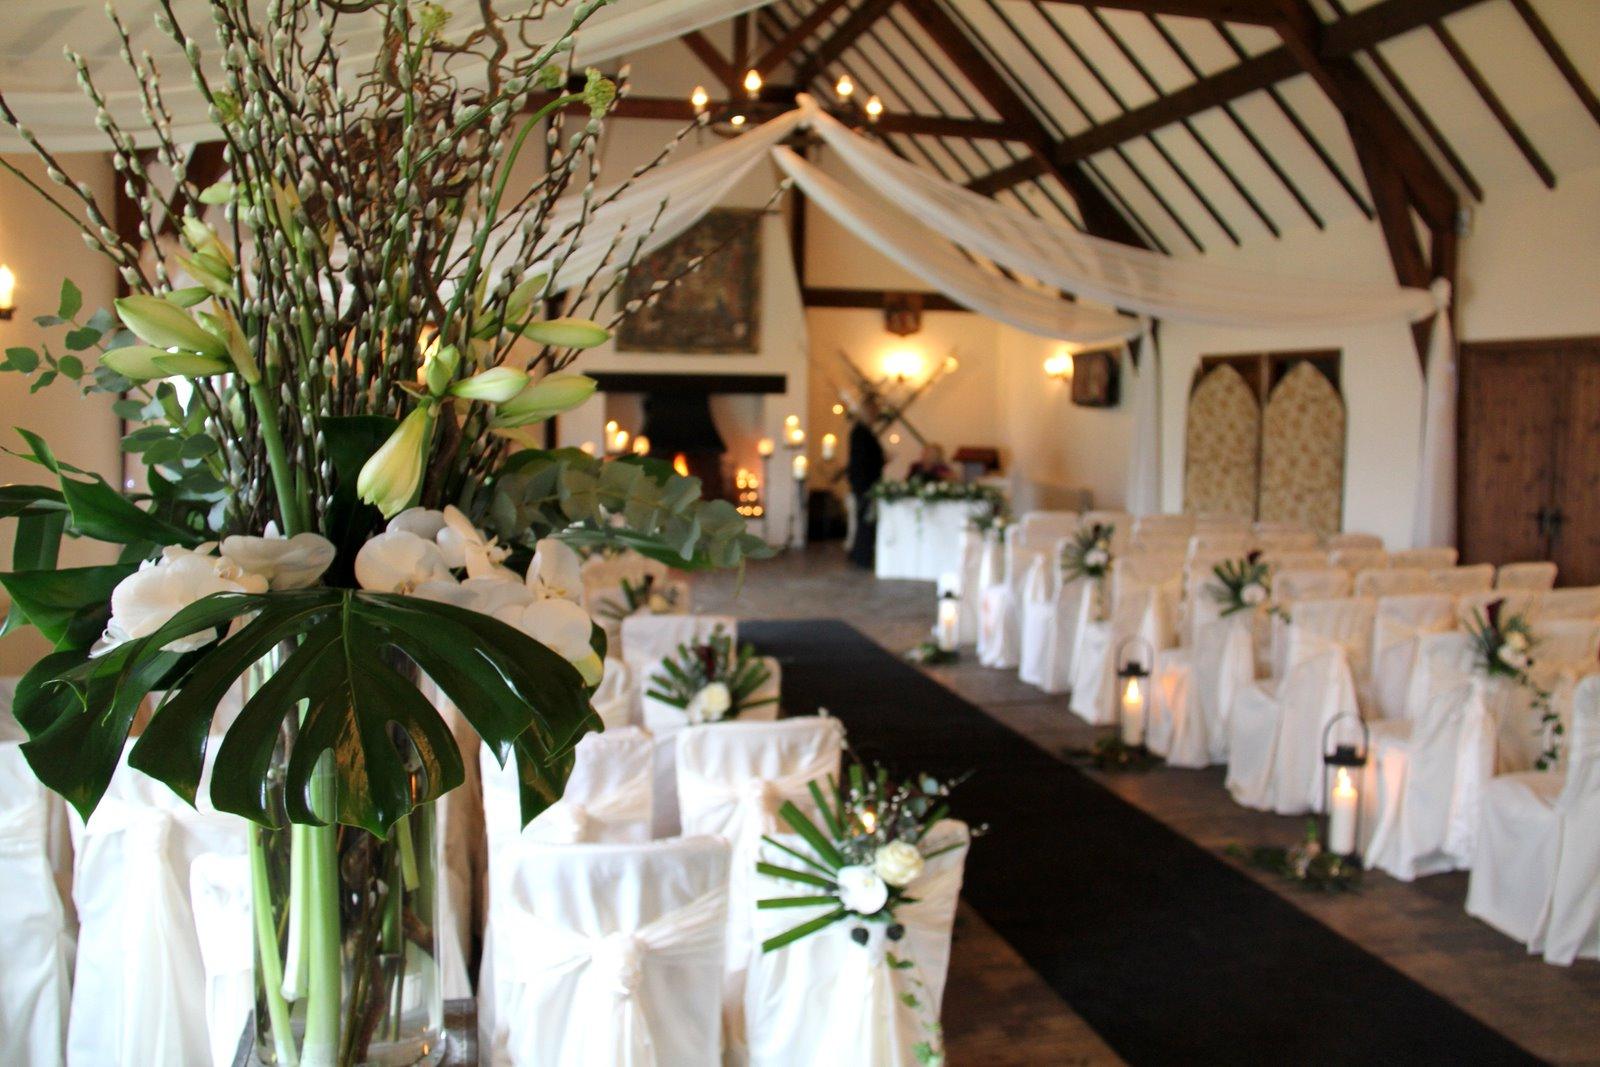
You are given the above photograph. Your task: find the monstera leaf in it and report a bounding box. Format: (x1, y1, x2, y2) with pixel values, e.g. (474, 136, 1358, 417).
(17, 588, 600, 835)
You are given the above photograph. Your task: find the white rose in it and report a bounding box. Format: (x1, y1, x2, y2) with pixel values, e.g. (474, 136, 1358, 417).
(873, 840, 925, 888)
(686, 681, 733, 724)
(1083, 548, 1108, 568)
(94, 544, 269, 656)
(1240, 582, 1268, 606)
(354, 531, 453, 594)
(1496, 644, 1529, 671)
(835, 864, 890, 916)
(526, 537, 584, 603)
(220, 530, 336, 590)
(1505, 631, 1529, 652)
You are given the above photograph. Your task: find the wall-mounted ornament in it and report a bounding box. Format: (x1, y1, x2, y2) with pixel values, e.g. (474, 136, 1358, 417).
(883, 292, 923, 337)
(1071, 349, 1120, 407)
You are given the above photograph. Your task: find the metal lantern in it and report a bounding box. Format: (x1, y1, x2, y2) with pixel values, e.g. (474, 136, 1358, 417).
(934, 583, 961, 652)
(1114, 636, 1154, 749)
(1321, 714, 1370, 859)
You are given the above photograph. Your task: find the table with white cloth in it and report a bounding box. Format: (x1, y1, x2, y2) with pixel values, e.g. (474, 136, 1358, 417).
(874, 499, 991, 581)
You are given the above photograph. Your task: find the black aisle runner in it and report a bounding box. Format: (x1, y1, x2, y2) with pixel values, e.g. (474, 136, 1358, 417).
(743, 620, 1541, 1067)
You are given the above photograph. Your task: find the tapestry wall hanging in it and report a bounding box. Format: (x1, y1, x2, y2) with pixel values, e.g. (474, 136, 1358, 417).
(618, 208, 763, 353)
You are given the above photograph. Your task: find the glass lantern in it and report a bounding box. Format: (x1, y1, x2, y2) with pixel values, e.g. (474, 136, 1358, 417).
(935, 590, 961, 652)
(1321, 714, 1369, 859)
(1115, 636, 1154, 749)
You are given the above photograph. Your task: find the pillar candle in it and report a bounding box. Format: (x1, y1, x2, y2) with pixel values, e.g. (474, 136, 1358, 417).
(1120, 676, 1145, 746)
(936, 598, 960, 651)
(1328, 766, 1358, 855)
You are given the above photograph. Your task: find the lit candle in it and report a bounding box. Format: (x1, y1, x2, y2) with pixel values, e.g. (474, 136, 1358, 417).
(579, 440, 596, 455)
(690, 85, 709, 113)
(757, 437, 775, 458)
(632, 434, 651, 456)
(612, 428, 629, 453)
(936, 597, 960, 652)
(792, 454, 808, 480)
(1120, 676, 1145, 746)
(1328, 766, 1358, 856)
(605, 419, 619, 437)
(786, 426, 806, 448)
(821, 432, 837, 461)
(0, 265, 17, 317)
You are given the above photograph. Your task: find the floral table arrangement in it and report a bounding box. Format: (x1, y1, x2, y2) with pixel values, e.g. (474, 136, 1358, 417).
(1061, 521, 1114, 620)
(1230, 819, 1362, 893)
(643, 625, 776, 724)
(868, 478, 1006, 511)
(1209, 552, 1276, 617)
(1465, 599, 1558, 770)
(595, 571, 681, 623)
(0, 2, 766, 1064)
(756, 760, 976, 1066)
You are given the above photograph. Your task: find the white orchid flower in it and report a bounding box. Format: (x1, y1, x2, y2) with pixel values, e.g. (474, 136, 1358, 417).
(220, 530, 336, 589)
(460, 575, 537, 617)
(494, 595, 602, 684)
(388, 507, 448, 542)
(527, 537, 583, 602)
(353, 531, 453, 594)
(93, 543, 269, 657)
(436, 505, 511, 578)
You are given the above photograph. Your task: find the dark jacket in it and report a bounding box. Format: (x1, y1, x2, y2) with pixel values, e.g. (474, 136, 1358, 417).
(846, 421, 885, 495)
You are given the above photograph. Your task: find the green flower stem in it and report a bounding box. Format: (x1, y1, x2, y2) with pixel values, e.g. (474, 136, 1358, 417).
(249, 826, 300, 1067)
(395, 813, 420, 892)
(301, 761, 342, 1067)
(248, 377, 309, 537)
(280, 823, 310, 1001)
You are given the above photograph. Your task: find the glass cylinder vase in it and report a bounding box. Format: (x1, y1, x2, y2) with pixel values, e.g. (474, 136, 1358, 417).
(247, 655, 445, 1067)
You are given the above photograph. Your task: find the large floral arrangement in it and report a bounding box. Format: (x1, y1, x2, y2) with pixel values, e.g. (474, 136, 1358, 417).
(1465, 599, 1559, 770)
(643, 625, 776, 724)
(0, 1, 766, 1062)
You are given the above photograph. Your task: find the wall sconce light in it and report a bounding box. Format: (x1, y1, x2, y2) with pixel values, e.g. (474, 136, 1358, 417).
(743, 68, 763, 98)
(888, 432, 901, 445)
(1044, 349, 1075, 381)
(690, 85, 709, 114)
(821, 432, 837, 461)
(835, 75, 854, 101)
(831, 403, 845, 416)
(757, 436, 775, 458)
(0, 265, 15, 321)
(791, 454, 808, 480)
(864, 95, 883, 123)
(882, 346, 926, 384)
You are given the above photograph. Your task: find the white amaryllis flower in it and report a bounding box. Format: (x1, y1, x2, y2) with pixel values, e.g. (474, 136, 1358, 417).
(835, 864, 890, 916)
(354, 531, 453, 594)
(1240, 582, 1268, 606)
(388, 507, 448, 542)
(527, 537, 583, 602)
(493, 596, 602, 684)
(686, 681, 733, 724)
(873, 840, 925, 888)
(94, 544, 269, 656)
(220, 529, 336, 590)
(436, 505, 511, 577)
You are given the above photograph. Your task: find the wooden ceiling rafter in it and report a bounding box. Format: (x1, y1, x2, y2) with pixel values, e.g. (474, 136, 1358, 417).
(794, 0, 903, 84)
(680, 29, 740, 92)
(1033, 0, 1280, 22)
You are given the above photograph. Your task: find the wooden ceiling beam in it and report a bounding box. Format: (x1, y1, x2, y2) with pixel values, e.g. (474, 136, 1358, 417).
(752, 0, 853, 75)
(964, 0, 1489, 196)
(681, 30, 740, 92)
(1033, 0, 1279, 24)
(899, 0, 1147, 247)
(795, 0, 902, 85)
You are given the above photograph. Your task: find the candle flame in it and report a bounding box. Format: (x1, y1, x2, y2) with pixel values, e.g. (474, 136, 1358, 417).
(673, 452, 690, 477)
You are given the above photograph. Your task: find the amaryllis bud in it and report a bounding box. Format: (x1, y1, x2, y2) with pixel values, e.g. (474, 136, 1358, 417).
(357, 404, 435, 518)
(516, 317, 610, 349)
(449, 365, 528, 403)
(490, 372, 596, 428)
(115, 294, 228, 360)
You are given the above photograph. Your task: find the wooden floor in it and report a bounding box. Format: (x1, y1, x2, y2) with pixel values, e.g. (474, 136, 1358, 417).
(697, 545, 1600, 1066)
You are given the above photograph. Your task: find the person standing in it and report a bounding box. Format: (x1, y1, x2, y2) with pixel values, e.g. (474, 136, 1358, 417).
(846, 398, 886, 568)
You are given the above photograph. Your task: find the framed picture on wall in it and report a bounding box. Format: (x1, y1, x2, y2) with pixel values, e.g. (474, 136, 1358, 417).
(617, 208, 762, 353)
(1071, 350, 1119, 407)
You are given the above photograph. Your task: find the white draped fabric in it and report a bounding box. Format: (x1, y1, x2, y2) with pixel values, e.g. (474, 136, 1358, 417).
(0, 0, 779, 152)
(1124, 334, 1164, 517)
(187, 854, 253, 1067)
(491, 837, 731, 1067)
(745, 822, 970, 1067)
(1411, 314, 1458, 549)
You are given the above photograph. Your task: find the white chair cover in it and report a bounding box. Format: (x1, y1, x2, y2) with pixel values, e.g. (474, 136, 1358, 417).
(1188, 532, 1252, 558)
(1389, 547, 1458, 570)
(581, 552, 670, 612)
(69, 743, 246, 1067)
(1327, 532, 1384, 550)
(1467, 675, 1600, 964)
(675, 717, 845, 1048)
(187, 853, 252, 1067)
(1254, 530, 1319, 552)
(1354, 567, 1433, 598)
(1369, 594, 1457, 721)
(1252, 520, 1310, 537)
(1192, 515, 1251, 536)
(491, 836, 731, 1067)
(1496, 561, 1558, 591)
(1069, 556, 1182, 726)
(1026, 574, 1098, 696)
(1133, 533, 1191, 556)
(955, 528, 985, 644)
(744, 822, 970, 1067)
(1016, 555, 1057, 687)
(592, 656, 636, 729)
(1270, 569, 1352, 676)
(1227, 599, 1375, 813)
(640, 658, 782, 837)
(1018, 510, 1081, 544)
(620, 615, 737, 721)
(1134, 514, 1195, 538)
(1429, 565, 1494, 595)
(479, 728, 656, 1063)
(1400, 632, 1480, 725)
(1079, 510, 1132, 537)
(1455, 590, 1537, 630)
(1263, 549, 1328, 572)
(0, 738, 72, 1067)
(1535, 586, 1600, 622)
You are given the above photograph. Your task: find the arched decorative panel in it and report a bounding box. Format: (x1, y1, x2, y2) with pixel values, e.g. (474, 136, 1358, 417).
(1259, 362, 1346, 535)
(1183, 364, 1261, 521)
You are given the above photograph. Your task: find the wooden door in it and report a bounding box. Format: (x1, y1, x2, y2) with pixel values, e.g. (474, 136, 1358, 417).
(1458, 337, 1600, 585)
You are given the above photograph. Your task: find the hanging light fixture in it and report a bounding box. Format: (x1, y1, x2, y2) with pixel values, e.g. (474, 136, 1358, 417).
(743, 68, 763, 98)
(864, 95, 883, 122)
(835, 74, 854, 100)
(690, 85, 709, 113)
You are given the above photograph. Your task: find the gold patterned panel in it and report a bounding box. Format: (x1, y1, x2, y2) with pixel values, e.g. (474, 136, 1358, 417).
(1183, 364, 1260, 521)
(1259, 362, 1345, 535)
